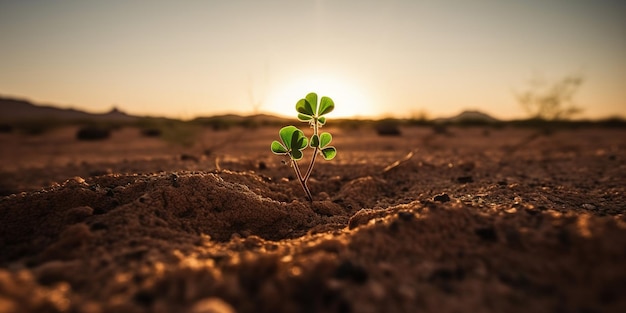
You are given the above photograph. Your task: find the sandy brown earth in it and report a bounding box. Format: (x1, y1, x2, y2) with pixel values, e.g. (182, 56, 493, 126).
(1, 124, 625, 313)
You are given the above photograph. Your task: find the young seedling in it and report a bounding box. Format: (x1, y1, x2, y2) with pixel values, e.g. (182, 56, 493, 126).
(271, 92, 337, 201)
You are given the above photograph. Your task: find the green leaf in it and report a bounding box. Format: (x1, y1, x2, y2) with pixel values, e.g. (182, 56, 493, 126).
(271, 140, 288, 154)
(319, 132, 332, 148)
(291, 149, 303, 160)
(297, 113, 313, 122)
(320, 146, 337, 160)
(318, 116, 326, 125)
(279, 126, 298, 150)
(310, 134, 319, 148)
(318, 96, 334, 116)
(292, 129, 308, 150)
(278, 126, 308, 160)
(305, 93, 318, 115)
(295, 99, 315, 116)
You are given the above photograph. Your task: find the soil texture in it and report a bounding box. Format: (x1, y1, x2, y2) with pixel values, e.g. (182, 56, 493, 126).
(1, 125, 625, 313)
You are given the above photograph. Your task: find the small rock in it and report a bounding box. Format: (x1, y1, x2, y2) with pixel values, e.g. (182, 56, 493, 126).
(66, 176, 86, 186)
(170, 173, 180, 187)
(582, 203, 596, 210)
(433, 193, 451, 203)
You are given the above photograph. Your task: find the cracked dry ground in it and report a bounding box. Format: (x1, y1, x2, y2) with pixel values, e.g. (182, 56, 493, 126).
(1, 125, 625, 313)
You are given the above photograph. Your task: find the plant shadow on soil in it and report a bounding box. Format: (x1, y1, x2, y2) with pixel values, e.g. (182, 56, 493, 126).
(1, 125, 626, 313)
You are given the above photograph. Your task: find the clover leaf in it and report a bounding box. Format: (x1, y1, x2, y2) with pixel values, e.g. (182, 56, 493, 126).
(296, 92, 334, 126)
(310, 132, 335, 158)
(317, 132, 336, 160)
(320, 146, 337, 160)
(271, 126, 308, 160)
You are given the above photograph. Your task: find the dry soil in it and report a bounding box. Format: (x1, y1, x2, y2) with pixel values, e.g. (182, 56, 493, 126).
(1, 125, 625, 313)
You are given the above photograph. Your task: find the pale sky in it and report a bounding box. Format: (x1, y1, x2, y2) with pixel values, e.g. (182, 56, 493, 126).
(0, 0, 624, 119)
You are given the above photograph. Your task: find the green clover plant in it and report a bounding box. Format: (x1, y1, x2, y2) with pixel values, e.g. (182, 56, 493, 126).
(271, 92, 337, 201)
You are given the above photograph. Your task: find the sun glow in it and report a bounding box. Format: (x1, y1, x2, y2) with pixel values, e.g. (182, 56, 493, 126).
(265, 75, 376, 119)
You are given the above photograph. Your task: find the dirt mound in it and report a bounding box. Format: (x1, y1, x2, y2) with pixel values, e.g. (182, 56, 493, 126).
(1, 180, 625, 312)
(0, 171, 349, 265)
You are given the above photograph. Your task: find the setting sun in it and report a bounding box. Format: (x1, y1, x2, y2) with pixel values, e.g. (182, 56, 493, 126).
(265, 75, 378, 119)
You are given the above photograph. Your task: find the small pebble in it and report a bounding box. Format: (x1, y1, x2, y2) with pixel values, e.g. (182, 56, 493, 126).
(582, 203, 596, 210)
(170, 173, 180, 187)
(433, 193, 451, 203)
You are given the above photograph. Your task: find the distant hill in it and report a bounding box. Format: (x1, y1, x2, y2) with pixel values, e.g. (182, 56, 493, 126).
(1, 96, 509, 127)
(0, 97, 137, 121)
(433, 110, 500, 124)
(192, 113, 288, 125)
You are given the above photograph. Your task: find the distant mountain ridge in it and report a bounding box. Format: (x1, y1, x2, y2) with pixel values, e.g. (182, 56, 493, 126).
(0, 97, 137, 121)
(1, 96, 503, 125)
(0, 96, 291, 124)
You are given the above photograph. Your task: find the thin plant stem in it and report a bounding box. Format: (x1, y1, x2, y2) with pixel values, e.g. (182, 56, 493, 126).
(291, 159, 312, 201)
(304, 147, 318, 181)
(303, 120, 319, 181)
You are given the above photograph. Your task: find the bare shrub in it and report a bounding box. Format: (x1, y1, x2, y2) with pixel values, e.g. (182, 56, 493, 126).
(515, 74, 584, 120)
